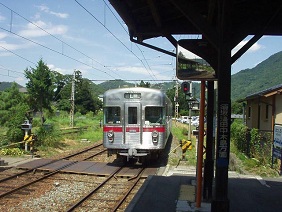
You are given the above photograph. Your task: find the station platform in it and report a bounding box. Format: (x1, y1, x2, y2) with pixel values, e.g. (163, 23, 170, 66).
(0, 155, 38, 170)
(127, 165, 211, 212)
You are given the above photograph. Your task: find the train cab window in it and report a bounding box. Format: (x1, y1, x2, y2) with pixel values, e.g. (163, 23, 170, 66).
(128, 107, 137, 124)
(104, 107, 121, 124)
(145, 107, 163, 125)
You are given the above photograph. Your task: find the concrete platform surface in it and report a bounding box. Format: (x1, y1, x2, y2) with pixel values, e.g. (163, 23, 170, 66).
(0, 155, 39, 169)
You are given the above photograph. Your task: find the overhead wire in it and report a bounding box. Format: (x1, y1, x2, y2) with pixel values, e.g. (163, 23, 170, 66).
(0, 65, 24, 80)
(102, 0, 159, 80)
(0, 2, 122, 80)
(76, 0, 158, 81)
(0, 2, 174, 84)
(0, 45, 36, 65)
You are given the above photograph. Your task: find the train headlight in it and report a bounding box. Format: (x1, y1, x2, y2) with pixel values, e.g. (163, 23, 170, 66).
(152, 130, 159, 143)
(107, 131, 114, 142)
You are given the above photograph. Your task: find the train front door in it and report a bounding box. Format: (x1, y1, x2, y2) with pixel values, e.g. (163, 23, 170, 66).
(124, 103, 141, 146)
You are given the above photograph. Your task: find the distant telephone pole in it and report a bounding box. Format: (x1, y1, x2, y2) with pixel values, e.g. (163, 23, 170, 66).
(174, 79, 179, 119)
(70, 71, 76, 127)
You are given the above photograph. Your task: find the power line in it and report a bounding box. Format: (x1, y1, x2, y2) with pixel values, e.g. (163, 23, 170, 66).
(75, 0, 158, 81)
(0, 27, 115, 79)
(0, 45, 36, 65)
(103, 0, 158, 79)
(0, 2, 122, 79)
(0, 66, 24, 76)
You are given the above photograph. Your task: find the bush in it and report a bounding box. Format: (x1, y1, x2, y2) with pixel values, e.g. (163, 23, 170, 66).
(0, 148, 24, 156)
(231, 121, 273, 166)
(230, 121, 248, 153)
(35, 124, 62, 148)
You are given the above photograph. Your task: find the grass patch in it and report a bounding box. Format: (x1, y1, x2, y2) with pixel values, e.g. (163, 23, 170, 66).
(171, 121, 197, 166)
(230, 138, 280, 177)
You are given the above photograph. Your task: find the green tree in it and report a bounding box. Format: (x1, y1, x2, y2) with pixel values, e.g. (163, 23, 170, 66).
(0, 83, 29, 141)
(231, 101, 244, 114)
(24, 59, 54, 124)
(166, 86, 189, 116)
(52, 71, 71, 101)
(75, 78, 102, 114)
(56, 71, 102, 114)
(138, 80, 151, 88)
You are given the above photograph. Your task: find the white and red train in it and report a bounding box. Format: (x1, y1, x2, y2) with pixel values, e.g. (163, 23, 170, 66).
(103, 87, 172, 163)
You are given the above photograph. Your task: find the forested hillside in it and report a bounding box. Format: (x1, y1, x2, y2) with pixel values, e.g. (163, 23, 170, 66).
(0, 82, 23, 91)
(231, 51, 282, 100)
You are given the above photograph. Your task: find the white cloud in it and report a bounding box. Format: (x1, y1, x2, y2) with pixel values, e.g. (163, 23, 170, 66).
(0, 41, 19, 50)
(47, 64, 71, 75)
(0, 14, 6, 21)
(36, 5, 69, 19)
(232, 40, 262, 55)
(0, 32, 8, 39)
(0, 40, 36, 58)
(18, 20, 68, 38)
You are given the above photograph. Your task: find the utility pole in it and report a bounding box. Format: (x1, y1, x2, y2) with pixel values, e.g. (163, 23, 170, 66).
(70, 71, 76, 127)
(174, 80, 179, 119)
(188, 81, 193, 141)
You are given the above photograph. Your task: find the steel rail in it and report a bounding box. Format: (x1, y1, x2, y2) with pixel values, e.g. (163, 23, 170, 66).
(112, 168, 146, 212)
(66, 166, 124, 212)
(0, 148, 106, 198)
(0, 142, 103, 183)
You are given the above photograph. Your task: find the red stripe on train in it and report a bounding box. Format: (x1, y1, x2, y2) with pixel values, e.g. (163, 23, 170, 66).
(103, 126, 165, 132)
(143, 126, 165, 132)
(126, 127, 140, 132)
(103, 126, 123, 132)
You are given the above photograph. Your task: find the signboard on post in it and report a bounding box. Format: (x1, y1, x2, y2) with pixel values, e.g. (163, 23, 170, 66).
(273, 124, 282, 159)
(216, 102, 230, 167)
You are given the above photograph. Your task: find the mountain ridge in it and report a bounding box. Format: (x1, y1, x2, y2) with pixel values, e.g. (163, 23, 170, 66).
(2, 50, 282, 102)
(231, 51, 282, 100)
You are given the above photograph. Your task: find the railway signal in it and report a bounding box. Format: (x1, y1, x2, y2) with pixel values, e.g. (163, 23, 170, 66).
(181, 81, 190, 94)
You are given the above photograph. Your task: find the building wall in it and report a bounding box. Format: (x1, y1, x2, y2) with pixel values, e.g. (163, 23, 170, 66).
(246, 97, 272, 131)
(259, 96, 272, 131)
(246, 99, 258, 129)
(275, 94, 282, 125)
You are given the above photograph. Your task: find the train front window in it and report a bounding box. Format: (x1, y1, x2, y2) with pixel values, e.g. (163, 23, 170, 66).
(104, 107, 121, 124)
(145, 107, 163, 125)
(128, 107, 137, 124)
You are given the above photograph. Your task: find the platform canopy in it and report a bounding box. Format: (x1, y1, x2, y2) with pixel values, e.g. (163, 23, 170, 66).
(109, 0, 282, 71)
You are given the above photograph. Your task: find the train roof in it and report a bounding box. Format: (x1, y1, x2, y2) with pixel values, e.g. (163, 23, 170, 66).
(104, 87, 166, 95)
(103, 87, 171, 106)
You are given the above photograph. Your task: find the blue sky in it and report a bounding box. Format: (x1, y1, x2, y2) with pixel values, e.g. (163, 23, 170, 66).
(1, 0, 282, 87)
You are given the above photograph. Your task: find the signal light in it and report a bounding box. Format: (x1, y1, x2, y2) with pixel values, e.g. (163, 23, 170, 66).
(181, 82, 190, 94)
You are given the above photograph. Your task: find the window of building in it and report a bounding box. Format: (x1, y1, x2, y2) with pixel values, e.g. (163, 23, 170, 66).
(248, 106, 251, 119)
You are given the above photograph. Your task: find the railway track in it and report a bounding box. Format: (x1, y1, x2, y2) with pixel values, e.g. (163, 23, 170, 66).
(0, 143, 158, 211)
(0, 142, 105, 182)
(0, 143, 106, 198)
(66, 166, 146, 211)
